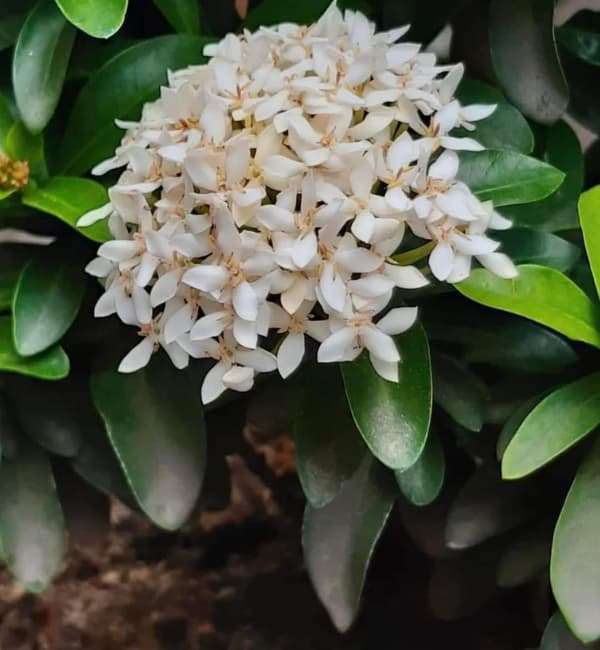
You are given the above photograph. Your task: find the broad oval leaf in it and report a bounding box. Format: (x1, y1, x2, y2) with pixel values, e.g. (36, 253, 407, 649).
(293, 364, 366, 508)
(0, 316, 69, 380)
(558, 10, 600, 67)
(458, 150, 565, 206)
(60, 35, 209, 175)
(541, 612, 600, 649)
(552, 438, 600, 643)
(0, 443, 65, 591)
(91, 355, 206, 530)
(489, 0, 569, 124)
(22, 176, 111, 242)
(502, 121, 584, 231)
(54, 0, 128, 39)
(12, 244, 86, 356)
(395, 432, 445, 507)
(456, 265, 600, 349)
(454, 78, 534, 154)
(341, 323, 432, 470)
(153, 0, 200, 34)
(580, 185, 600, 299)
(494, 228, 580, 272)
(13, 0, 76, 134)
(503, 373, 600, 479)
(302, 455, 394, 632)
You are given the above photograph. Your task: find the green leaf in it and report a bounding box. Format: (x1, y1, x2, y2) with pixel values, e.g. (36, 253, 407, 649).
(558, 10, 600, 67)
(493, 228, 580, 272)
(60, 35, 209, 175)
(501, 121, 584, 231)
(302, 455, 394, 632)
(454, 78, 534, 154)
(12, 245, 86, 356)
(457, 150, 565, 206)
(541, 612, 600, 649)
(395, 432, 445, 507)
(502, 373, 600, 479)
(0, 270, 18, 311)
(0, 13, 26, 52)
(13, 0, 76, 134)
(292, 364, 366, 508)
(496, 394, 545, 460)
(552, 437, 600, 643)
(0, 316, 69, 380)
(456, 265, 600, 349)
(0, 443, 65, 591)
(153, 0, 201, 34)
(433, 354, 488, 433)
(22, 176, 111, 242)
(0, 94, 15, 154)
(4, 121, 47, 180)
(341, 324, 432, 471)
(54, 0, 128, 39)
(580, 185, 600, 299)
(91, 356, 207, 530)
(497, 530, 550, 588)
(489, 0, 569, 124)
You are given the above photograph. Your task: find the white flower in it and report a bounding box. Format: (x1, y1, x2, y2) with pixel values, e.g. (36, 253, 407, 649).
(80, 1, 516, 404)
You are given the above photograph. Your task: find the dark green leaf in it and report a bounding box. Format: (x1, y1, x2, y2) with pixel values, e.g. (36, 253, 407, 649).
(494, 228, 580, 272)
(12, 245, 86, 356)
(456, 265, 600, 349)
(458, 150, 565, 206)
(454, 78, 534, 154)
(0, 94, 14, 153)
(579, 185, 600, 299)
(244, 0, 328, 29)
(497, 530, 550, 588)
(380, 0, 456, 45)
(68, 36, 139, 81)
(541, 612, 600, 649)
(395, 432, 444, 507)
(91, 355, 206, 530)
(22, 176, 111, 242)
(293, 364, 366, 508)
(489, 0, 569, 124)
(54, 0, 128, 38)
(502, 372, 600, 479)
(153, 0, 201, 34)
(341, 324, 432, 470)
(0, 443, 64, 591)
(4, 121, 47, 180)
(552, 437, 600, 643)
(0, 270, 18, 311)
(558, 10, 600, 67)
(433, 354, 488, 433)
(60, 35, 209, 175)
(560, 49, 600, 135)
(13, 0, 76, 134)
(302, 455, 394, 632)
(501, 121, 584, 231)
(0, 316, 69, 380)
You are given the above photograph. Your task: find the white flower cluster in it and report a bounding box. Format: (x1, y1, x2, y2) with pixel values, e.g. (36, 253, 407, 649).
(82, 2, 517, 404)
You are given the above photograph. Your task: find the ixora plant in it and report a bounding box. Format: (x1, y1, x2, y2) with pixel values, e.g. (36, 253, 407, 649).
(0, 0, 600, 644)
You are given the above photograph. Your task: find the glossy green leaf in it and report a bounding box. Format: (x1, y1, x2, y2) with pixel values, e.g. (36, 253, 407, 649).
(454, 78, 534, 154)
(541, 612, 600, 649)
(433, 354, 488, 433)
(22, 176, 111, 242)
(54, 0, 128, 38)
(502, 373, 600, 479)
(91, 356, 206, 530)
(0, 443, 65, 591)
(558, 10, 600, 67)
(60, 35, 209, 175)
(458, 150, 565, 206)
(489, 0, 569, 124)
(13, 0, 76, 134)
(302, 455, 394, 632)
(395, 432, 445, 507)
(341, 324, 432, 471)
(456, 265, 600, 349)
(153, 0, 200, 34)
(4, 121, 47, 180)
(580, 185, 600, 299)
(0, 316, 69, 380)
(552, 437, 600, 643)
(12, 245, 86, 356)
(293, 364, 366, 508)
(494, 228, 580, 272)
(501, 121, 584, 231)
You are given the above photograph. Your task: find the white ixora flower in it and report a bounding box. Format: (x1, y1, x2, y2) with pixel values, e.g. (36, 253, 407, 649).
(79, 1, 517, 404)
